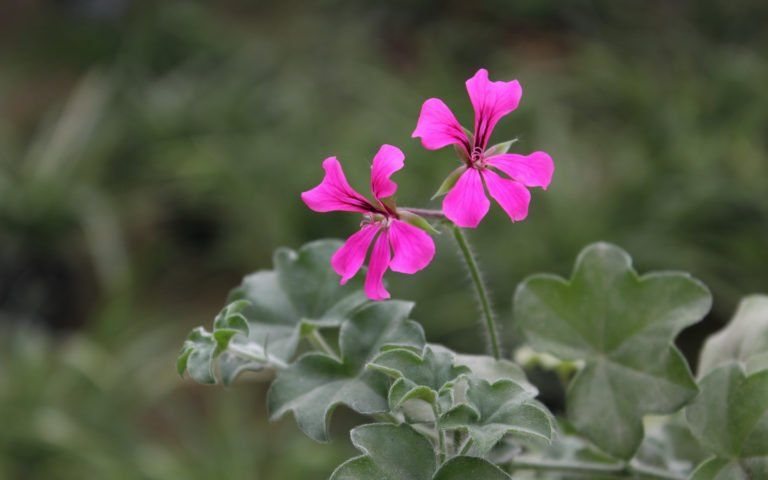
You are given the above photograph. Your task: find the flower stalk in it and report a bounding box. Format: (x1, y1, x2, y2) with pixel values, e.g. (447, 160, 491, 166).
(452, 225, 502, 360)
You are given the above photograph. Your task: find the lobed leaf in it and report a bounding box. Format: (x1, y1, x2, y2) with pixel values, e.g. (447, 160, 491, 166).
(330, 423, 511, 480)
(698, 294, 768, 377)
(514, 242, 711, 459)
(441, 375, 554, 455)
(268, 301, 425, 442)
(178, 240, 369, 385)
(368, 346, 469, 410)
(685, 363, 768, 459)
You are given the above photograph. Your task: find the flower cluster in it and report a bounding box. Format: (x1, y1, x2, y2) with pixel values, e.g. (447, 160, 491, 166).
(302, 69, 554, 300)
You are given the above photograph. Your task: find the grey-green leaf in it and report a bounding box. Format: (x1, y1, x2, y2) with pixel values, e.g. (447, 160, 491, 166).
(228, 239, 368, 364)
(330, 423, 436, 480)
(698, 294, 768, 377)
(685, 363, 768, 459)
(432, 456, 511, 480)
(268, 301, 425, 442)
(368, 346, 470, 409)
(441, 376, 554, 455)
(514, 242, 712, 459)
(178, 327, 217, 384)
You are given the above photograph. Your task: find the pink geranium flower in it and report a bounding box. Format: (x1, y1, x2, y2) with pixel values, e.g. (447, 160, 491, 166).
(412, 69, 554, 228)
(301, 145, 436, 300)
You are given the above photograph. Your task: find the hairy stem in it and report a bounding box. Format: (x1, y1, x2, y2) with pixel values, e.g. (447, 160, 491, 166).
(452, 225, 502, 360)
(227, 344, 288, 369)
(432, 403, 446, 464)
(508, 458, 685, 480)
(306, 329, 338, 359)
(458, 437, 473, 455)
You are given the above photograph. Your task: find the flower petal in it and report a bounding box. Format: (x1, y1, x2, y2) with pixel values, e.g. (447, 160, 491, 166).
(331, 224, 379, 284)
(483, 170, 531, 222)
(365, 230, 391, 300)
(301, 157, 374, 213)
(487, 151, 554, 189)
(412, 98, 470, 151)
(466, 69, 522, 149)
(388, 219, 436, 274)
(370, 144, 405, 200)
(443, 168, 490, 228)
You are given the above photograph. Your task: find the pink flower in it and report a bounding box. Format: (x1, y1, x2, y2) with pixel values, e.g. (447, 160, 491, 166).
(412, 69, 554, 228)
(301, 145, 436, 300)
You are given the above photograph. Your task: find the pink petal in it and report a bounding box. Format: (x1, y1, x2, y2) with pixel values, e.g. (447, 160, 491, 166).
(365, 230, 391, 300)
(487, 151, 554, 189)
(301, 157, 374, 213)
(388, 220, 436, 274)
(443, 168, 490, 228)
(331, 225, 379, 284)
(412, 98, 470, 152)
(483, 170, 531, 222)
(370, 144, 405, 200)
(465, 69, 522, 149)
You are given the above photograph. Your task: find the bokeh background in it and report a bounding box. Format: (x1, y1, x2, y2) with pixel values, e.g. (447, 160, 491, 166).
(1, 0, 767, 478)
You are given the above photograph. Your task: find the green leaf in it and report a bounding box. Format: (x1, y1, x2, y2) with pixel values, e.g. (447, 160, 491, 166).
(228, 239, 368, 364)
(368, 346, 470, 409)
(686, 363, 768, 459)
(431, 166, 465, 200)
(178, 327, 216, 384)
(432, 456, 511, 480)
(634, 414, 708, 476)
(514, 242, 712, 459)
(441, 376, 554, 455)
(268, 301, 425, 442)
(330, 423, 511, 480)
(690, 457, 768, 480)
(330, 423, 436, 480)
(698, 294, 768, 376)
(484, 138, 518, 157)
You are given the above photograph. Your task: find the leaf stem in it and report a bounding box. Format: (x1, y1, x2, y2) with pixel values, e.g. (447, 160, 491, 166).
(458, 437, 473, 455)
(307, 329, 338, 360)
(507, 458, 685, 480)
(432, 403, 446, 464)
(452, 225, 502, 360)
(227, 344, 288, 369)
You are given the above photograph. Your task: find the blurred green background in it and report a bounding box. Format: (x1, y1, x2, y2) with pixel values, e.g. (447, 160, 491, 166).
(1, 0, 767, 478)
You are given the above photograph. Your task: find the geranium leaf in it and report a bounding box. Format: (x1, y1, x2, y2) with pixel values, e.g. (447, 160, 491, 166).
(228, 239, 368, 364)
(441, 375, 554, 455)
(686, 363, 768, 459)
(330, 423, 436, 480)
(368, 346, 470, 410)
(177, 327, 216, 384)
(514, 242, 712, 459)
(330, 423, 511, 480)
(432, 456, 511, 479)
(268, 301, 425, 442)
(698, 294, 768, 376)
(634, 415, 708, 477)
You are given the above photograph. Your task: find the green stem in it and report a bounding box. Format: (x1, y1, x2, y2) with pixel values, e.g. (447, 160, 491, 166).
(452, 225, 502, 360)
(432, 403, 446, 464)
(458, 437, 473, 455)
(227, 344, 288, 369)
(507, 458, 685, 480)
(307, 329, 338, 359)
